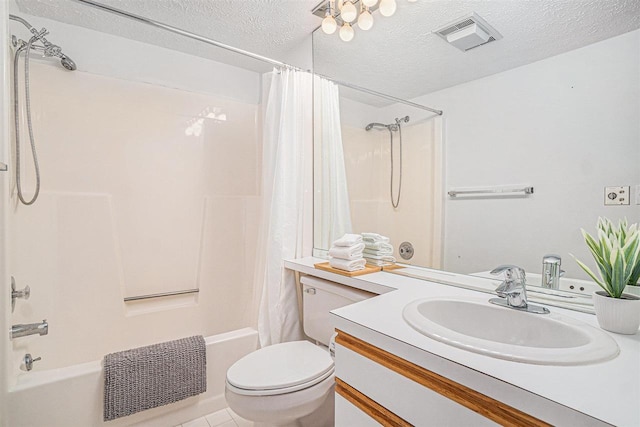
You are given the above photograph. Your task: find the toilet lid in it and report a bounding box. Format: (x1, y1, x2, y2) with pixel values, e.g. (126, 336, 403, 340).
(226, 341, 334, 392)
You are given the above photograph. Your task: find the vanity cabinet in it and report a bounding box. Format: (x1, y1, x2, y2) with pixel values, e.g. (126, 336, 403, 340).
(333, 330, 604, 427)
(285, 259, 636, 427)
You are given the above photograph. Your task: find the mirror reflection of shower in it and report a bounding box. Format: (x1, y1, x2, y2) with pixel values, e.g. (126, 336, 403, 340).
(365, 116, 409, 208)
(10, 14, 77, 205)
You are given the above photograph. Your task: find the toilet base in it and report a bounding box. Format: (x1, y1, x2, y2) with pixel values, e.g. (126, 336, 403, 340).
(225, 374, 335, 426)
(254, 392, 334, 427)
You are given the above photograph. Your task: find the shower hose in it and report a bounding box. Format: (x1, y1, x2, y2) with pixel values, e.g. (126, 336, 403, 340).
(13, 38, 41, 205)
(390, 125, 403, 209)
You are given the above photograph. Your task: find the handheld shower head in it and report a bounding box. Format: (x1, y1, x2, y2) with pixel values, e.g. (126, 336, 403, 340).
(365, 122, 388, 131)
(60, 55, 76, 71)
(10, 14, 77, 72)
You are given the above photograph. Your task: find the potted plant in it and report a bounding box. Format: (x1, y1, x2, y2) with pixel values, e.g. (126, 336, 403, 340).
(573, 218, 640, 334)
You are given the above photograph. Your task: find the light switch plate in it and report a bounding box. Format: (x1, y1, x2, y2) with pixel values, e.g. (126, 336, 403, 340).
(604, 186, 630, 205)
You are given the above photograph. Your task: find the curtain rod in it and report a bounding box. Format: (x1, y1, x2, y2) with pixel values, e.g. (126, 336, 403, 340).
(318, 76, 443, 115)
(72, 0, 443, 116)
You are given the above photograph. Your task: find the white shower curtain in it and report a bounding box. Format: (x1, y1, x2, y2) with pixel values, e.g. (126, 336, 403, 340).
(256, 68, 312, 347)
(314, 76, 353, 250)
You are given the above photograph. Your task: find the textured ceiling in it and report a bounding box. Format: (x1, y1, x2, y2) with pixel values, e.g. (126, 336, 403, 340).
(314, 0, 640, 104)
(14, 0, 640, 104)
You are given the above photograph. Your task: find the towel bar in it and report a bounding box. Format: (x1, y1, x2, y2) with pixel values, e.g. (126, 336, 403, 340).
(124, 288, 199, 302)
(448, 186, 534, 198)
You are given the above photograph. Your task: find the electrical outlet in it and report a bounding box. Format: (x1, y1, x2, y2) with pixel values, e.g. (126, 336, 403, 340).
(604, 186, 630, 205)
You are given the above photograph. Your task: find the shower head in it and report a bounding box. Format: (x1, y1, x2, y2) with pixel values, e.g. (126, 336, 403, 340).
(366, 117, 410, 131)
(365, 122, 388, 131)
(10, 14, 77, 71)
(60, 55, 76, 71)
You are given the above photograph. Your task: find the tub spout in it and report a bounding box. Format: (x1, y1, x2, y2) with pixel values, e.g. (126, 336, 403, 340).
(11, 320, 48, 339)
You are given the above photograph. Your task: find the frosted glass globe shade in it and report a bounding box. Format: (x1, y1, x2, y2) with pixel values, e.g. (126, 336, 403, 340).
(339, 23, 355, 42)
(379, 0, 397, 16)
(340, 1, 357, 23)
(362, 0, 378, 6)
(358, 10, 374, 30)
(322, 14, 337, 34)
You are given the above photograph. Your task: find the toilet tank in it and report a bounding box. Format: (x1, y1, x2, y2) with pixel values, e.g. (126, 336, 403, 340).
(300, 275, 374, 346)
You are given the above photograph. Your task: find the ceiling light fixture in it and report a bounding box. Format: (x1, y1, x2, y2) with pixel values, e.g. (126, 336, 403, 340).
(314, 0, 413, 42)
(357, 6, 373, 30)
(339, 22, 355, 41)
(379, 0, 397, 17)
(340, 0, 357, 23)
(321, 8, 337, 34)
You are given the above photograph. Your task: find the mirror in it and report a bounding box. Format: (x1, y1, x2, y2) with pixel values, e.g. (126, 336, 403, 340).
(311, 1, 640, 308)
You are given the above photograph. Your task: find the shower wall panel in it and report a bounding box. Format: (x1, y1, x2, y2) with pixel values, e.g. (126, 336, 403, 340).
(9, 62, 261, 370)
(341, 120, 441, 267)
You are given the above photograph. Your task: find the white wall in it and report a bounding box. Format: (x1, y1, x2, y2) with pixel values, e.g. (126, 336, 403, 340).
(339, 95, 388, 129)
(410, 29, 640, 278)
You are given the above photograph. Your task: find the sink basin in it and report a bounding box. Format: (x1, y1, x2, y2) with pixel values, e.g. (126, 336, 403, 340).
(403, 297, 619, 365)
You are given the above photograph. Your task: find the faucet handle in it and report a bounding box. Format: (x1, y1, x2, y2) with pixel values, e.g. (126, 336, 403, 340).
(22, 353, 42, 372)
(491, 265, 527, 307)
(11, 276, 31, 313)
(490, 265, 526, 280)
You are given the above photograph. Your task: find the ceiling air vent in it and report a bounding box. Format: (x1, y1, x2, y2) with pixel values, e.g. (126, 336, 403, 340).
(433, 12, 502, 52)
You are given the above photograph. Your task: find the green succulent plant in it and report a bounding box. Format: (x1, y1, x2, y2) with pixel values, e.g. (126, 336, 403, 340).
(572, 218, 640, 298)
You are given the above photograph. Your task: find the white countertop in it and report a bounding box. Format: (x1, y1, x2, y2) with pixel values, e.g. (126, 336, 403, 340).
(285, 257, 640, 427)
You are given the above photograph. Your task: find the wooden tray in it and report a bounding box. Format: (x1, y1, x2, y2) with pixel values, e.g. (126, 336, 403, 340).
(382, 264, 406, 271)
(314, 262, 382, 277)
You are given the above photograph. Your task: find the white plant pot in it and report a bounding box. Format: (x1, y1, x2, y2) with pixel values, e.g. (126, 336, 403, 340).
(593, 291, 640, 335)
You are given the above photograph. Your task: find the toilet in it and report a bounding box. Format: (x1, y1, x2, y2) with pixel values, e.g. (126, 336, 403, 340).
(225, 275, 372, 427)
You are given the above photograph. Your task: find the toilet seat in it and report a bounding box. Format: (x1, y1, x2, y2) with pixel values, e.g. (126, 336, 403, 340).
(226, 341, 334, 396)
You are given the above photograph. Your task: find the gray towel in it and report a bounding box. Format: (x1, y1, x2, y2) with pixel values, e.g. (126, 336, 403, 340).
(103, 335, 206, 421)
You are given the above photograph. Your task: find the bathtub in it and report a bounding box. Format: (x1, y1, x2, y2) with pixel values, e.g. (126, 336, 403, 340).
(6, 328, 259, 427)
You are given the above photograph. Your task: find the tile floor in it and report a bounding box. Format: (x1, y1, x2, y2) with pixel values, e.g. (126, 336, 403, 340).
(179, 407, 253, 427)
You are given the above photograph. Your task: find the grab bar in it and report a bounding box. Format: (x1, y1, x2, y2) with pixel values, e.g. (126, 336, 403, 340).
(448, 186, 534, 198)
(124, 288, 199, 302)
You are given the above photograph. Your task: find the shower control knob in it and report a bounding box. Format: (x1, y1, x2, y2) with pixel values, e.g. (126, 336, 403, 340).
(22, 353, 41, 372)
(399, 242, 415, 260)
(11, 276, 31, 312)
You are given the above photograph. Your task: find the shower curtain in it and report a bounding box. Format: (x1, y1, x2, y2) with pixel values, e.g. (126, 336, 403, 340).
(315, 76, 353, 249)
(256, 68, 312, 347)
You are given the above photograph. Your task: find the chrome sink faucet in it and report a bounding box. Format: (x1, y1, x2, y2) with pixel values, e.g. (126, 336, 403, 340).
(490, 265, 549, 314)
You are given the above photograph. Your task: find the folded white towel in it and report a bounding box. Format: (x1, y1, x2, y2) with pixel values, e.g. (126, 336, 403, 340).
(333, 233, 363, 247)
(365, 259, 395, 267)
(363, 254, 396, 262)
(329, 257, 366, 272)
(328, 243, 365, 260)
(364, 241, 393, 252)
(362, 232, 390, 243)
(364, 247, 393, 256)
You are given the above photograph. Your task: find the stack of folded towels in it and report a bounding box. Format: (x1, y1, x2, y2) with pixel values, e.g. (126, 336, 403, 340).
(329, 234, 366, 272)
(362, 232, 397, 267)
